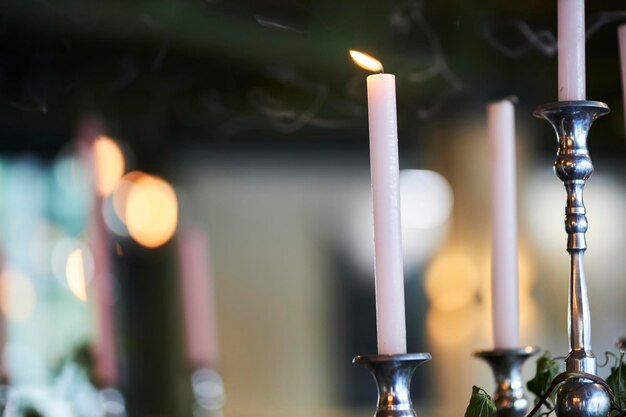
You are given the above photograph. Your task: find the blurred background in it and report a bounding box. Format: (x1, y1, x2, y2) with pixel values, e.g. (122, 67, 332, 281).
(0, 0, 625, 416)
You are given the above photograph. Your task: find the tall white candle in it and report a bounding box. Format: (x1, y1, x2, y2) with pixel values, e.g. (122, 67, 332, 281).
(368, 72, 407, 355)
(618, 24, 626, 134)
(77, 118, 120, 386)
(350, 50, 406, 354)
(558, 0, 586, 100)
(178, 227, 220, 368)
(487, 99, 519, 349)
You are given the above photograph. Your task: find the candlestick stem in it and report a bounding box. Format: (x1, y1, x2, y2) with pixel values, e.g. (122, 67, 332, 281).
(353, 353, 431, 417)
(534, 100, 611, 417)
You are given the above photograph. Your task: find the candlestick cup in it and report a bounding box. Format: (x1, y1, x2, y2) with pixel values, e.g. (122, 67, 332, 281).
(475, 347, 539, 417)
(353, 353, 431, 417)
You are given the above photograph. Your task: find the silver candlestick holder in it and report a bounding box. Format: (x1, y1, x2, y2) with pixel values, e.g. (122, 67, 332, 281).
(191, 368, 226, 417)
(98, 387, 128, 417)
(353, 353, 431, 417)
(474, 346, 539, 417)
(534, 100, 611, 417)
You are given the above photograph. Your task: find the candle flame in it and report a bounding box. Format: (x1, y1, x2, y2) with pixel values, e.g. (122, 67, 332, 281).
(349, 50, 383, 73)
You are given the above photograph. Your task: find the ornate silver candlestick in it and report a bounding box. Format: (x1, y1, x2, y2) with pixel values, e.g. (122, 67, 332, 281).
(474, 346, 539, 417)
(353, 353, 431, 417)
(534, 100, 611, 417)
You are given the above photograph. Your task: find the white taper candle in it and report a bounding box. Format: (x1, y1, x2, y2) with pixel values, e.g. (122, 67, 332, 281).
(178, 227, 220, 368)
(558, 0, 586, 100)
(487, 99, 519, 349)
(618, 24, 626, 135)
(367, 73, 407, 355)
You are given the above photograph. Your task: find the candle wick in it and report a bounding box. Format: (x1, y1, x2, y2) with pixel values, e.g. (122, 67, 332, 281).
(379, 66, 384, 74)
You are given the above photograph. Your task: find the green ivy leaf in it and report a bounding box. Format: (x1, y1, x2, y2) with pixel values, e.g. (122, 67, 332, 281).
(606, 353, 626, 409)
(527, 351, 559, 402)
(464, 386, 497, 417)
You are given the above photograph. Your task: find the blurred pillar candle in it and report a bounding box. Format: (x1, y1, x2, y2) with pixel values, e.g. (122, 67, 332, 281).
(487, 99, 519, 349)
(618, 24, 626, 134)
(558, 0, 586, 100)
(350, 50, 406, 354)
(78, 118, 119, 386)
(177, 227, 220, 368)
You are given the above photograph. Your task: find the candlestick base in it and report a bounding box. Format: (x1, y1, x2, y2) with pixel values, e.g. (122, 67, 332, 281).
(555, 377, 610, 417)
(191, 368, 225, 417)
(0, 384, 10, 415)
(353, 353, 431, 417)
(474, 346, 539, 417)
(99, 387, 127, 417)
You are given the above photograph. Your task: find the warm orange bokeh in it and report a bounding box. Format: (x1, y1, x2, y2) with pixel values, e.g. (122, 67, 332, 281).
(93, 135, 125, 196)
(66, 248, 88, 302)
(125, 174, 178, 248)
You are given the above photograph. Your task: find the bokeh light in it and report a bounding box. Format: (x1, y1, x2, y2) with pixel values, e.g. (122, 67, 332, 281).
(400, 169, 453, 229)
(93, 135, 125, 196)
(125, 174, 178, 248)
(51, 237, 94, 288)
(424, 250, 480, 312)
(345, 170, 453, 277)
(102, 195, 129, 237)
(65, 248, 88, 302)
(111, 171, 146, 224)
(426, 304, 482, 347)
(0, 268, 37, 323)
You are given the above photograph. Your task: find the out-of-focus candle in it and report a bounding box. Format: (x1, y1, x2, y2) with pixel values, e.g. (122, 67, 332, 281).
(487, 99, 519, 349)
(618, 24, 626, 133)
(77, 118, 120, 387)
(350, 50, 406, 355)
(558, 0, 586, 100)
(178, 227, 220, 368)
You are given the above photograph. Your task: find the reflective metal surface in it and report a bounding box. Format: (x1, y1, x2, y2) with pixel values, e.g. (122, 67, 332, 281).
(474, 346, 539, 417)
(99, 388, 128, 417)
(555, 378, 611, 417)
(353, 353, 431, 417)
(534, 100, 611, 417)
(191, 368, 226, 417)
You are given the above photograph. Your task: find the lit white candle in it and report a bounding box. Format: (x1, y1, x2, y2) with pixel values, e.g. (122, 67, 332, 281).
(618, 24, 626, 133)
(558, 0, 586, 100)
(487, 99, 519, 349)
(350, 50, 406, 355)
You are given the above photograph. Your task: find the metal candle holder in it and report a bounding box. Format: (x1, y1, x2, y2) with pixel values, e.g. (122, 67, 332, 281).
(353, 353, 431, 417)
(98, 387, 128, 417)
(534, 100, 611, 417)
(474, 346, 539, 417)
(191, 368, 225, 417)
